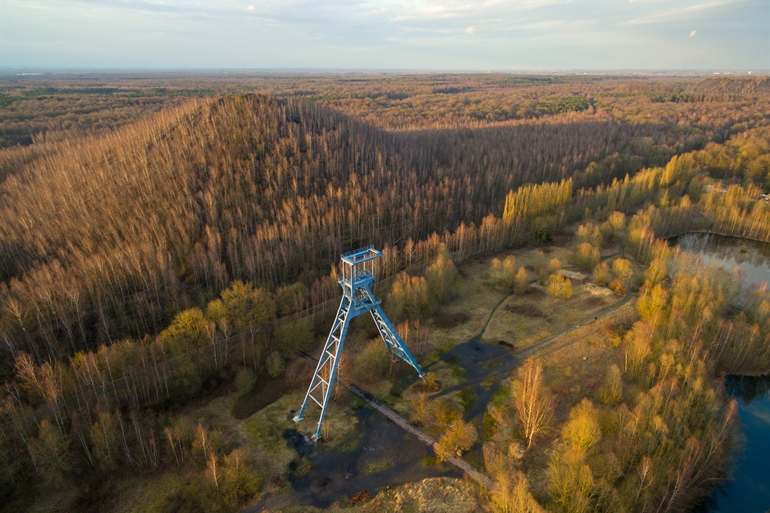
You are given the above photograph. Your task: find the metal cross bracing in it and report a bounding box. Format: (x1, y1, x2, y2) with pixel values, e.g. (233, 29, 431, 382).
(293, 247, 425, 441)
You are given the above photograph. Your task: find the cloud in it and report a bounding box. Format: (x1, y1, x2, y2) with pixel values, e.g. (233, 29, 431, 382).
(621, 0, 743, 26)
(4, 0, 766, 69)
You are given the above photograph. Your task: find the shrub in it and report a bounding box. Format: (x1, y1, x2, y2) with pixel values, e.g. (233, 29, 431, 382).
(562, 278, 573, 299)
(355, 338, 389, 382)
(561, 399, 601, 452)
(275, 282, 309, 317)
(608, 279, 626, 296)
(429, 397, 463, 428)
(572, 242, 600, 271)
(530, 215, 557, 244)
(153, 484, 205, 513)
(387, 272, 431, 320)
(424, 371, 440, 392)
(221, 449, 261, 507)
(275, 317, 314, 352)
(436, 419, 478, 460)
(547, 274, 572, 299)
(612, 258, 633, 282)
(425, 244, 460, 303)
(547, 257, 562, 274)
(576, 222, 602, 247)
(491, 255, 517, 291)
(593, 262, 611, 286)
(285, 358, 315, 388)
(410, 392, 430, 426)
(265, 351, 285, 378)
(598, 365, 623, 406)
(600, 211, 626, 242)
(514, 267, 530, 294)
(235, 368, 256, 394)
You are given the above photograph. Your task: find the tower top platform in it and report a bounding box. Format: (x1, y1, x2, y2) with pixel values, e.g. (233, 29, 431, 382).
(340, 246, 381, 265)
(339, 246, 381, 291)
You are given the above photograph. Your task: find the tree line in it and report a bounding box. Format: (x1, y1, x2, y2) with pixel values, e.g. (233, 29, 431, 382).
(0, 94, 674, 371)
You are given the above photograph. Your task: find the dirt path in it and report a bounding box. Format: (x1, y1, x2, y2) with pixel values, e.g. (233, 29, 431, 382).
(516, 288, 634, 360)
(433, 284, 633, 400)
(345, 383, 495, 491)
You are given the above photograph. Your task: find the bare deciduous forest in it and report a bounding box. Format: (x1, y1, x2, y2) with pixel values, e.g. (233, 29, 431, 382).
(1, 73, 770, 513)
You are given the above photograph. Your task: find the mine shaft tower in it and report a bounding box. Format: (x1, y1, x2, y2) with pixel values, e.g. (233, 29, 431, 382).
(293, 247, 425, 440)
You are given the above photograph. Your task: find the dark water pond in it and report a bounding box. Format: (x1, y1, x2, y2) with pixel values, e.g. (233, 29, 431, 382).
(710, 376, 770, 513)
(676, 233, 770, 288)
(674, 233, 770, 513)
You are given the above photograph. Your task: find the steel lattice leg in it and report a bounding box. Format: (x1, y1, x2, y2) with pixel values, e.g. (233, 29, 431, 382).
(293, 295, 352, 440)
(371, 303, 425, 378)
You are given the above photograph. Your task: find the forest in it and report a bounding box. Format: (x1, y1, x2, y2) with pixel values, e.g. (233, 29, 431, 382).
(1, 72, 770, 513)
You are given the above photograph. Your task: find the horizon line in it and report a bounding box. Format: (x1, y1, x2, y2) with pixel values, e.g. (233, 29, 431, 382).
(1, 67, 766, 76)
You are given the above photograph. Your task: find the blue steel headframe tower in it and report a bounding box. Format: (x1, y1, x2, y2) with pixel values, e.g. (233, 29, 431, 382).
(293, 247, 425, 440)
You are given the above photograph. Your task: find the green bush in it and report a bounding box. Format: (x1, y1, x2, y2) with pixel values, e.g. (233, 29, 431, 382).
(387, 272, 431, 321)
(530, 215, 557, 244)
(235, 368, 256, 394)
(152, 484, 205, 513)
(265, 351, 285, 378)
(572, 242, 600, 271)
(425, 244, 460, 303)
(275, 317, 315, 352)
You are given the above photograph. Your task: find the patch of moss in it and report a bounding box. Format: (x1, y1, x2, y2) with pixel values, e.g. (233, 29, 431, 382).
(335, 430, 364, 453)
(364, 459, 391, 474)
(480, 375, 497, 390)
(450, 364, 466, 380)
(433, 341, 454, 357)
(231, 376, 287, 419)
(458, 387, 476, 414)
(421, 455, 439, 467)
(482, 411, 497, 439)
(489, 383, 509, 407)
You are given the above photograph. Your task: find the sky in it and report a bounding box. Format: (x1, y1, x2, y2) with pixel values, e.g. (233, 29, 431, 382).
(1, 0, 768, 71)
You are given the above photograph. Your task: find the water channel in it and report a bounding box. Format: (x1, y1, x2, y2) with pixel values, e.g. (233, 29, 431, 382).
(674, 233, 770, 513)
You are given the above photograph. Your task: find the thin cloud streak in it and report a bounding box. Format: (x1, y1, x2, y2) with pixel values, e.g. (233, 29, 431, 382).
(620, 0, 743, 26)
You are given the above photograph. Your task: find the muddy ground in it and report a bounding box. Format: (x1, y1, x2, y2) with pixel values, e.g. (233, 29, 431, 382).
(276, 407, 460, 509)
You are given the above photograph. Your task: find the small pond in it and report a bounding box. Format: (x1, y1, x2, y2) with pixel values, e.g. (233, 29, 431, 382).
(676, 233, 770, 288)
(674, 233, 770, 513)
